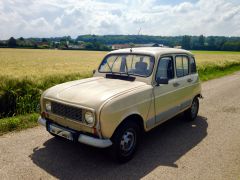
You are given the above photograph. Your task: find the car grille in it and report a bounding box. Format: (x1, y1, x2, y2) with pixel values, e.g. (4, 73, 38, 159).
(51, 102, 83, 122)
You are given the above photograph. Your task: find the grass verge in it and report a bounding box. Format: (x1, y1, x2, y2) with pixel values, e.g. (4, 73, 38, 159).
(0, 113, 39, 136)
(198, 62, 240, 81)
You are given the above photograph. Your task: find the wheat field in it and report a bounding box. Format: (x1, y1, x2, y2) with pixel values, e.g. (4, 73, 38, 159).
(0, 49, 107, 79)
(192, 50, 240, 68)
(0, 48, 240, 79)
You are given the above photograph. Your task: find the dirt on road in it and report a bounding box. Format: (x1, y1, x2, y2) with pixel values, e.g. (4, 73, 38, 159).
(0, 72, 240, 180)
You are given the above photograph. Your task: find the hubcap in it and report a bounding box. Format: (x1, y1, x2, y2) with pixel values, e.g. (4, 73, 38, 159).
(191, 99, 198, 118)
(120, 130, 136, 155)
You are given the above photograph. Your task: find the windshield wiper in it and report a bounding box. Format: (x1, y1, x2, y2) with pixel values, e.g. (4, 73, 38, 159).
(106, 74, 136, 81)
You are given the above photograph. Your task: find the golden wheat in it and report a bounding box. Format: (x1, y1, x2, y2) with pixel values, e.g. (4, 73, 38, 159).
(0, 49, 107, 79)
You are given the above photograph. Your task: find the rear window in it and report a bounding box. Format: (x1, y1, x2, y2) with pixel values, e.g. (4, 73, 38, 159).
(175, 56, 189, 77)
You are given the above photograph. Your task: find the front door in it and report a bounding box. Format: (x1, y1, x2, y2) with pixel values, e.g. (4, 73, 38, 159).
(154, 56, 180, 124)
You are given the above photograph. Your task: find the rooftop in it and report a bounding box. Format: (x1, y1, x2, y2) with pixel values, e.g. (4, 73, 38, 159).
(109, 47, 193, 56)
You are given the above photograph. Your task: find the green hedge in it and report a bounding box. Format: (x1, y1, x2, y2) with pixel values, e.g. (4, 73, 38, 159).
(0, 73, 91, 118)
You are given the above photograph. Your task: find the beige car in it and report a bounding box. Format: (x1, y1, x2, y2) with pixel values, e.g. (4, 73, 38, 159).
(38, 47, 201, 162)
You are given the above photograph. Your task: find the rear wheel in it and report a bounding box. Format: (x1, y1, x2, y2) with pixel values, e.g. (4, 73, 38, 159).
(111, 121, 140, 163)
(185, 97, 199, 121)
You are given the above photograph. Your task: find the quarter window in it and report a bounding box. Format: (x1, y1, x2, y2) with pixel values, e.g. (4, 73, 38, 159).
(190, 57, 197, 74)
(175, 56, 189, 77)
(156, 57, 174, 80)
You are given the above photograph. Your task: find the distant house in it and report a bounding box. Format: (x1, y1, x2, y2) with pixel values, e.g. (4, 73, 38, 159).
(111, 44, 132, 50)
(0, 40, 7, 47)
(174, 46, 182, 49)
(36, 42, 49, 46)
(68, 44, 85, 49)
(134, 43, 165, 47)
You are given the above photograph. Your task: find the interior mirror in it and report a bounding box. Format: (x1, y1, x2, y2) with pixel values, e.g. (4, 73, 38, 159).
(156, 77, 169, 86)
(93, 69, 96, 74)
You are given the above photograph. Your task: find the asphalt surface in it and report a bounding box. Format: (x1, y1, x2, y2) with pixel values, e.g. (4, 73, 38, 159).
(0, 72, 240, 180)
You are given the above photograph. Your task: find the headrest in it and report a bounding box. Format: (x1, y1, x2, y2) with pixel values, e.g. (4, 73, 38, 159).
(135, 61, 147, 70)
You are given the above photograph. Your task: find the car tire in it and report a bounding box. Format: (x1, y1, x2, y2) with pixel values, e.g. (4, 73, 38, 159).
(111, 121, 140, 163)
(185, 97, 199, 121)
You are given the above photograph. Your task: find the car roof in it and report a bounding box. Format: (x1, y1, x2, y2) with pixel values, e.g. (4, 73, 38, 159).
(108, 47, 193, 57)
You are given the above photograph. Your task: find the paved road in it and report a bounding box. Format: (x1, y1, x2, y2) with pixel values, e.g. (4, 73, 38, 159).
(0, 72, 240, 180)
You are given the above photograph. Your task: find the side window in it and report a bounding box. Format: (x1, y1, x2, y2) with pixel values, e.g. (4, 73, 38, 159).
(156, 57, 174, 80)
(190, 57, 197, 74)
(175, 56, 189, 77)
(182, 56, 189, 76)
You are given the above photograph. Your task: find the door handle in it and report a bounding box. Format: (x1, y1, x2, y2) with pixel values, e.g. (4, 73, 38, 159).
(187, 78, 193, 82)
(173, 82, 180, 87)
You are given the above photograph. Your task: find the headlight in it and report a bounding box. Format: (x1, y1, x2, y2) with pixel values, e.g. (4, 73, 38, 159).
(45, 101, 51, 112)
(84, 111, 94, 124)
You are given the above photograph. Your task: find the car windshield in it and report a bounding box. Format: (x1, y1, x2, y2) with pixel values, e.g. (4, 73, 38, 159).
(99, 54, 155, 77)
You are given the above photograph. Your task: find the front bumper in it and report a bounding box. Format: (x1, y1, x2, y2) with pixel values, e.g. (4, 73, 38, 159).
(38, 117, 112, 148)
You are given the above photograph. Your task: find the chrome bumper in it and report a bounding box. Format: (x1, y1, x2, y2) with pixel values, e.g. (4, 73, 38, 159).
(38, 117, 112, 148)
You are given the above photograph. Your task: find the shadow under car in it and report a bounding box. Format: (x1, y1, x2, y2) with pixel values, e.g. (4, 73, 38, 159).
(30, 115, 208, 180)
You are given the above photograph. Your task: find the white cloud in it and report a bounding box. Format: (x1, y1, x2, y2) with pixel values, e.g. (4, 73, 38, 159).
(0, 0, 239, 39)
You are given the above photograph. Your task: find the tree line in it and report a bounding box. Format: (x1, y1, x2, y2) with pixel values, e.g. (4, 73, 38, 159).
(0, 36, 111, 51)
(0, 35, 240, 51)
(77, 35, 240, 51)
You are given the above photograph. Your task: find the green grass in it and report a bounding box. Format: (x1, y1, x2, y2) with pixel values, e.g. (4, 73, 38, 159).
(0, 113, 39, 136)
(198, 61, 240, 81)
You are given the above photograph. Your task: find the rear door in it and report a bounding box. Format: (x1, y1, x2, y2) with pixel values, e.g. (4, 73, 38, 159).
(174, 54, 193, 111)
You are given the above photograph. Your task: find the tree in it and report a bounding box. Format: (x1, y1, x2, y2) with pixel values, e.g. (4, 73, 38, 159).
(199, 35, 205, 48)
(182, 36, 191, 50)
(85, 42, 94, 49)
(41, 38, 48, 43)
(19, 37, 25, 41)
(207, 37, 216, 50)
(222, 41, 240, 51)
(8, 37, 17, 47)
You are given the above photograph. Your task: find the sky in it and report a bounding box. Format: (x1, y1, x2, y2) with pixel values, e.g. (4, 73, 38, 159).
(0, 0, 239, 39)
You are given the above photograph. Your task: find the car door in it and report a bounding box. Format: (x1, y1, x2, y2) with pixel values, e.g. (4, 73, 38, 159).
(174, 54, 193, 111)
(154, 56, 181, 124)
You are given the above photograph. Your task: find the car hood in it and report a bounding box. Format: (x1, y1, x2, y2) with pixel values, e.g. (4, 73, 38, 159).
(44, 77, 147, 109)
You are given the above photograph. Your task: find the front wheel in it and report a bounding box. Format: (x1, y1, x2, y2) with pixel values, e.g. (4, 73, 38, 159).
(185, 97, 199, 121)
(111, 121, 140, 163)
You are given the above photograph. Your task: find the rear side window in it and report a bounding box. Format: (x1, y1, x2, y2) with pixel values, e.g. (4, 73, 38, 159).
(190, 57, 197, 74)
(156, 57, 174, 80)
(175, 56, 189, 77)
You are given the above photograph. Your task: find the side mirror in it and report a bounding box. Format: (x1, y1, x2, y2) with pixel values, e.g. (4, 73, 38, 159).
(93, 69, 96, 74)
(156, 77, 169, 86)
